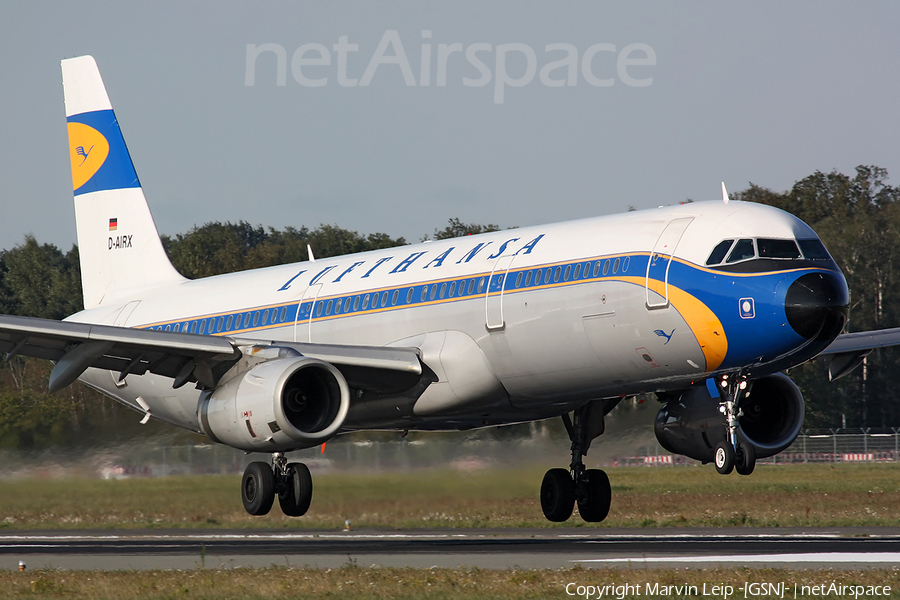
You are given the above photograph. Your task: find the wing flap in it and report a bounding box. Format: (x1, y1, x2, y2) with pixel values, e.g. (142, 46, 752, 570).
(817, 327, 900, 381)
(0, 315, 426, 396)
(0, 314, 240, 392)
(819, 327, 900, 355)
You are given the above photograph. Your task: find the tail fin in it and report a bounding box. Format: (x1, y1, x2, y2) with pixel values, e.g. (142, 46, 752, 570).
(62, 55, 185, 309)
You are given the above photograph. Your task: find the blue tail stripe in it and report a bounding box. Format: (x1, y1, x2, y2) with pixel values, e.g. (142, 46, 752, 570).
(68, 109, 140, 196)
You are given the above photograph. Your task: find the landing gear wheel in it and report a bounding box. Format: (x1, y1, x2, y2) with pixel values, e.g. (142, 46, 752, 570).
(735, 443, 756, 476)
(242, 461, 276, 516)
(714, 442, 735, 475)
(577, 469, 611, 522)
(541, 468, 575, 522)
(278, 462, 313, 516)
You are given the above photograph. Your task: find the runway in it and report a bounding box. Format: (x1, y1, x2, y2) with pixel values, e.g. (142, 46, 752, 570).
(2, 527, 899, 571)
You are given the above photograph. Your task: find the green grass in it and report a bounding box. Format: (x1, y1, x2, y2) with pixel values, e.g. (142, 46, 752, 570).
(4, 567, 900, 599)
(1, 463, 899, 529)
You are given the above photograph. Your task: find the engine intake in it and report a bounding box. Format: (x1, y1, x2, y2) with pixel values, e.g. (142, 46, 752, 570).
(654, 373, 804, 462)
(200, 356, 350, 452)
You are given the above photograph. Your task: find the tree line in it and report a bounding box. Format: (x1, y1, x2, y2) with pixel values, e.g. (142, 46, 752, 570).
(1, 166, 899, 450)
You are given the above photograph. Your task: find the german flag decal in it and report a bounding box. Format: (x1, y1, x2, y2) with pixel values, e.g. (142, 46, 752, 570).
(109, 218, 117, 231)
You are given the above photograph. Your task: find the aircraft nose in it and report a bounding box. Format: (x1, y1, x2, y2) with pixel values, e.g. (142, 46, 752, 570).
(784, 272, 849, 340)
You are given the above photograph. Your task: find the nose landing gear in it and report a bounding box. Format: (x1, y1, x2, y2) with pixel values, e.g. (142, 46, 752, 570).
(540, 402, 612, 523)
(241, 453, 314, 517)
(714, 374, 756, 476)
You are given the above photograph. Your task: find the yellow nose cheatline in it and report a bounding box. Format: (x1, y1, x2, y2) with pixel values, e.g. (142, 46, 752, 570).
(619, 275, 728, 371)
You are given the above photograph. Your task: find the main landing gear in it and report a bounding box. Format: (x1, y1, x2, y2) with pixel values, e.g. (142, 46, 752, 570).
(540, 402, 612, 523)
(241, 453, 313, 517)
(713, 374, 756, 476)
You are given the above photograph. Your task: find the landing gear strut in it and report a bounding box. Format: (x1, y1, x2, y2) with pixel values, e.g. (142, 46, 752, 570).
(715, 374, 756, 476)
(540, 402, 612, 523)
(241, 453, 313, 517)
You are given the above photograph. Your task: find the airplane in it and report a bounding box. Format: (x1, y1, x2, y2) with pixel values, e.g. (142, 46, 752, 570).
(0, 54, 896, 522)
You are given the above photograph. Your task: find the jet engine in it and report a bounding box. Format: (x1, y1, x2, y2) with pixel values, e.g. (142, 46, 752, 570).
(199, 354, 350, 452)
(654, 373, 804, 462)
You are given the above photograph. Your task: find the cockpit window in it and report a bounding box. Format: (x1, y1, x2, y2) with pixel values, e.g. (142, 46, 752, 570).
(705, 239, 734, 265)
(798, 239, 830, 260)
(757, 238, 801, 259)
(726, 239, 755, 263)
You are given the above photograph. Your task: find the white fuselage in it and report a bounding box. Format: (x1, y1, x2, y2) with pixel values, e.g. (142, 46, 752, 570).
(72, 200, 832, 436)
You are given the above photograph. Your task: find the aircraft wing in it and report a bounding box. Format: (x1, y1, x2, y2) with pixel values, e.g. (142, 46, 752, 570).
(817, 327, 900, 381)
(0, 315, 423, 394)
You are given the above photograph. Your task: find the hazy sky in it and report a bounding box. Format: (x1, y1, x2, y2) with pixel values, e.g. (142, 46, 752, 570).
(1, 2, 898, 252)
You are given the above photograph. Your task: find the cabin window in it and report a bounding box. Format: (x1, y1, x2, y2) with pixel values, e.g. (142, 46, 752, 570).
(362, 295, 370, 310)
(726, 239, 755, 263)
(706, 240, 733, 265)
(253, 311, 260, 326)
(612, 258, 620, 274)
(544, 270, 551, 284)
(429, 285, 437, 300)
(563, 265, 571, 281)
(515, 272, 523, 288)
(798, 239, 830, 260)
(225, 315, 233, 330)
(603, 260, 610, 276)
(242, 313, 249, 328)
(191, 321, 198, 333)
(378, 291, 387, 307)
(439, 283, 446, 299)
(325, 300, 333, 316)
(477, 278, 486, 293)
(421, 285, 428, 301)
(391, 290, 399, 305)
(215, 317, 223, 332)
(280, 307, 287, 321)
(573, 264, 582, 279)
(592, 262, 600, 277)
(354, 295, 361, 310)
(525, 271, 533, 286)
(199, 320, 206, 334)
(315, 303, 323, 317)
(333, 298, 342, 314)
(406, 288, 413, 303)
(757, 238, 801, 259)
(449, 281, 457, 296)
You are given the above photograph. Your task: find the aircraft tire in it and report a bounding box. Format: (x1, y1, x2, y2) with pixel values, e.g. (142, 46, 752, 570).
(735, 443, 756, 476)
(714, 442, 735, 475)
(278, 462, 313, 517)
(540, 468, 575, 522)
(577, 469, 611, 522)
(242, 461, 276, 516)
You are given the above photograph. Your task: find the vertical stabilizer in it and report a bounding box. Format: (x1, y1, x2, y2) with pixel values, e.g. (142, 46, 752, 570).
(62, 56, 185, 309)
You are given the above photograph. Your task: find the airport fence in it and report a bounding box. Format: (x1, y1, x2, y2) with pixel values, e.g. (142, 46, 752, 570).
(611, 429, 900, 467)
(2, 427, 900, 479)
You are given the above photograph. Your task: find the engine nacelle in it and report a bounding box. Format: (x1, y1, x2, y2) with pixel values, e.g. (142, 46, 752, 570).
(654, 373, 804, 462)
(199, 355, 350, 452)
